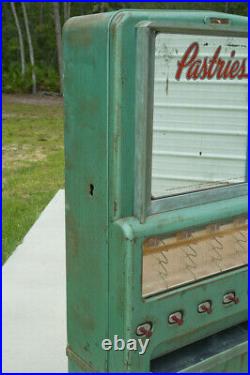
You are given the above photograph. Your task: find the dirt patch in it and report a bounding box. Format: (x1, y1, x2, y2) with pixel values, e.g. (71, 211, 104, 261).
(2, 144, 47, 169)
(2, 93, 63, 106)
(2, 112, 40, 120)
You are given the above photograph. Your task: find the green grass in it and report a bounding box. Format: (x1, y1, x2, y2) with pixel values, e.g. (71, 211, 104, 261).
(2, 96, 64, 263)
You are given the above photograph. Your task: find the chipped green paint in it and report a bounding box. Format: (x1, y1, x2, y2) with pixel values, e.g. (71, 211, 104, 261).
(63, 10, 248, 372)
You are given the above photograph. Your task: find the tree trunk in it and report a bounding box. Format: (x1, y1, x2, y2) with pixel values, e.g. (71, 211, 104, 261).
(10, 2, 25, 76)
(101, 3, 109, 12)
(93, 3, 109, 13)
(53, 2, 63, 94)
(39, 3, 44, 27)
(64, 2, 71, 22)
(21, 2, 36, 94)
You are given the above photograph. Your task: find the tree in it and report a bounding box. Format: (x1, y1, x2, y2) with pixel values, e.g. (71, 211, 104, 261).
(64, 2, 71, 22)
(2, 2, 248, 94)
(53, 2, 63, 94)
(10, 2, 25, 76)
(21, 2, 36, 94)
(93, 3, 115, 13)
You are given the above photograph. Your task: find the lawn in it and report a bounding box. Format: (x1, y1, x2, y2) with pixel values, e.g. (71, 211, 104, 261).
(2, 95, 64, 263)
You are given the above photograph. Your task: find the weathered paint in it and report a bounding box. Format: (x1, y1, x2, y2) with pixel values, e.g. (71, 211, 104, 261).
(63, 12, 111, 371)
(63, 10, 248, 372)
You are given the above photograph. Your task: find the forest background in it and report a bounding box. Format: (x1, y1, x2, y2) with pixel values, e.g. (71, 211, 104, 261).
(3, 2, 248, 95)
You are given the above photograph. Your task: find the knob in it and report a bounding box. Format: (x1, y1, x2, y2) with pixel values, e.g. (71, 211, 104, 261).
(168, 311, 183, 326)
(198, 301, 212, 314)
(223, 292, 239, 304)
(136, 322, 152, 337)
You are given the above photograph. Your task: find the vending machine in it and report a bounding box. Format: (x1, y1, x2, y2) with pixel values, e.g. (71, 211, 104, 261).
(63, 10, 248, 372)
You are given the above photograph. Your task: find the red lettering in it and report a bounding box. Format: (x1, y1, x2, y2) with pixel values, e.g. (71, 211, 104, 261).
(207, 46, 222, 79)
(199, 58, 209, 80)
(238, 58, 248, 79)
(175, 42, 199, 80)
(186, 59, 202, 80)
(229, 61, 240, 79)
(175, 43, 248, 81)
(222, 50, 236, 79)
(216, 58, 226, 79)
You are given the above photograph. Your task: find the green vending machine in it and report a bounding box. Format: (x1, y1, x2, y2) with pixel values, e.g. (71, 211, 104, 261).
(63, 10, 248, 372)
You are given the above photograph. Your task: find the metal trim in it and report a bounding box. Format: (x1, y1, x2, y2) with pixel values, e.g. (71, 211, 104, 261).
(134, 23, 248, 221)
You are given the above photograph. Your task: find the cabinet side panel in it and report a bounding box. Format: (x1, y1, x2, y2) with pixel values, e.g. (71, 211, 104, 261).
(63, 14, 110, 371)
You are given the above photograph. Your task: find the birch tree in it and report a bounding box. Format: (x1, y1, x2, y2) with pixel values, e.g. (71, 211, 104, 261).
(93, 3, 109, 13)
(63, 2, 71, 22)
(10, 2, 25, 76)
(53, 2, 63, 94)
(21, 2, 36, 94)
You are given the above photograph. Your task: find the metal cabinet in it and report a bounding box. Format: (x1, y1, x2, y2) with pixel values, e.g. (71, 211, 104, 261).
(63, 10, 248, 372)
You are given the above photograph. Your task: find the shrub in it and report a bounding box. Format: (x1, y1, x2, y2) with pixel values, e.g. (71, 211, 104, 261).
(2, 64, 60, 94)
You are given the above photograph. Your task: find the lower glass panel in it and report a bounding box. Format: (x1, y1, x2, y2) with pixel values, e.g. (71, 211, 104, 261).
(143, 216, 248, 298)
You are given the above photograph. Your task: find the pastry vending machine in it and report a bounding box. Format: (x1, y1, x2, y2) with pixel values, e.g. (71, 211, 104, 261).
(63, 10, 248, 372)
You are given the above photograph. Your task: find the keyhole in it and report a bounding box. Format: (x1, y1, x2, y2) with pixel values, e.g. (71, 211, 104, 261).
(89, 184, 94, 196)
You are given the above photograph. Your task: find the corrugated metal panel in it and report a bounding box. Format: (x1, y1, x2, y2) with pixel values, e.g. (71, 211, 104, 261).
(152, 33, 248, 198)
